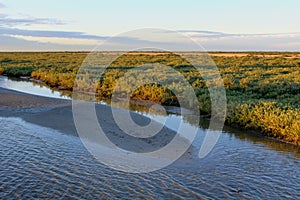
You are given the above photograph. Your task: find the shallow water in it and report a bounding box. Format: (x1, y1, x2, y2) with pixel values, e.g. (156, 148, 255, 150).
(0, 76, 70, 99)
(0, 76, 300, 199)
(0, 117, 299, 199)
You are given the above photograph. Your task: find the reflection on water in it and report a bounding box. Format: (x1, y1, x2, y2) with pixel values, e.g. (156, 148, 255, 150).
(0, 117, 299, 199)
(0, 76, 213, 131)
(223, 126, 300, 160)
(0, 76, 300, 199)
(0, 75, 299, 156)
(0, 76, 71, 99)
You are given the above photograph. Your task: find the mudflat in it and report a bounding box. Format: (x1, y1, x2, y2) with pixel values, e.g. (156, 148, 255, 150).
(0, 87, 191, 155)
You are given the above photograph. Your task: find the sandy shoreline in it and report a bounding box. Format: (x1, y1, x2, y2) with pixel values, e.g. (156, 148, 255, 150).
(0, 87, 75, 134)
(0, 87, 194, 158)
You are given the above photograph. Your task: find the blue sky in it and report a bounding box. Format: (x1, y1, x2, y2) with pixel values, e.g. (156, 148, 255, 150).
(0, 0, 300, 51)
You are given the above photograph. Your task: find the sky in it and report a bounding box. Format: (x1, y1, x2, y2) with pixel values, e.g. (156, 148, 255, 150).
(0, 0, 300, 51)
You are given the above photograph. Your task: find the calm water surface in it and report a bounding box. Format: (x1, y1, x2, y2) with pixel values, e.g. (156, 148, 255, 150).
(0, 76, 299, 199)
(0, 76, 70, 99)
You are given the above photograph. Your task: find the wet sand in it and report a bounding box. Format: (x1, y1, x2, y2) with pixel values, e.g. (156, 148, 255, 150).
(0, 87, 191, 155)
(0, 87, 75, 134)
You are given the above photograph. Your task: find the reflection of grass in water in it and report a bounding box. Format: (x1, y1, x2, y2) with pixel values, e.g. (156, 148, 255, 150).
(7, 76, 72, 98)
(1, 52, 300, 145)
(223, 125, 300, 160)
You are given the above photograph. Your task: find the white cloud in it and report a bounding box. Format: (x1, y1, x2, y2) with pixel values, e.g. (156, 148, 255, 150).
(9, 35, 101, 45)
(1, 27, 300, 51)
(0, 16, 65, 26)
(178, 30, 300, 51)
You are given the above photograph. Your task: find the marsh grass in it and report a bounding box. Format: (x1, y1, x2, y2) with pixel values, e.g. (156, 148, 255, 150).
(1, 52, 299, 145)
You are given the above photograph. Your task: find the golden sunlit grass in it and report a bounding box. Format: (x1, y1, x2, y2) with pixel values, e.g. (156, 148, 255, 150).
(1, 52, 299, 145)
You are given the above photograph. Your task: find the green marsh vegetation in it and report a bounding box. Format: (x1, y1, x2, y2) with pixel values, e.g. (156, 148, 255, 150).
(0, 52, 299, 145)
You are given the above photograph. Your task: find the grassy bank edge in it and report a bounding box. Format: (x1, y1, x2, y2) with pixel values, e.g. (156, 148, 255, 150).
(1, 72, 299, 146)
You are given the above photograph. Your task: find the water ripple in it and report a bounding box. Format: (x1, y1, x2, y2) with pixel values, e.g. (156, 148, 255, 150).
(0, 117, 299, 199)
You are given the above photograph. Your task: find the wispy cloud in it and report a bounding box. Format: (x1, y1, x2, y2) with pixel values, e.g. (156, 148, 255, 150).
(0, 2, 65, 26)
(13, 35, 103, 45)
(0, 15, 66, 26)
(1, 27, 300, 51)
(176, 30, 300, 51)
(0, 27, 167, 51)
(0, 27, 108, 39)
(179, 30, 300, 40)
(178, 30, 232, 38)
(0, 34, 98, 51)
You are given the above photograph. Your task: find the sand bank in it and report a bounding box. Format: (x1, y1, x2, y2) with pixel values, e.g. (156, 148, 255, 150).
(0, 87, 193, 157)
